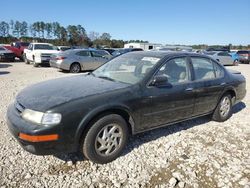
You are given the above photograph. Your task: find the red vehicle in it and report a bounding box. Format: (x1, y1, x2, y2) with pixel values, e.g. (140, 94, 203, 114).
(4, 42, 30, 60)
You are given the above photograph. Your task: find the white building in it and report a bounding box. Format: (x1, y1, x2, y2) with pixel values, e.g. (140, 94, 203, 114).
(124, 43, 162, 51)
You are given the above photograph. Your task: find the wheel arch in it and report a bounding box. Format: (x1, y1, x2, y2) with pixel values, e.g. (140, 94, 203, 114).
(219, 87, 237, 105)
(75, 106, 136, 145)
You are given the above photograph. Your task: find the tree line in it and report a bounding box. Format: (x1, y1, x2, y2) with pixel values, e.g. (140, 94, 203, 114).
(0, 20, 148, 48)
(0, 20, 249, 49)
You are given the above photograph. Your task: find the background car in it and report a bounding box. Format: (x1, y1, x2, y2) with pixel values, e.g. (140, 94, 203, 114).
(204, 51, 236, 65)
(0, 46, 16, 62)
(111, 48, 143, 56)
(23, 43, 59, 67)
(57, 46, 71, 51)
(229, 52, 239, 63)
(4, 42, 30, 61)
(50, 49, 112, 73)
(237, 50, 250, 64)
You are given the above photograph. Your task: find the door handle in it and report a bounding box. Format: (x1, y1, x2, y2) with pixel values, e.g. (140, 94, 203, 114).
(220, 82, 226, 86)
(185, 88, 194, 92)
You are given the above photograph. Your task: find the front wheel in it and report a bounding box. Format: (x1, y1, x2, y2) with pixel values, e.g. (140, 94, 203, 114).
(233, 59, 239, 66)
(33, 63, 39, 67)
(81, 114, 129, 164)
(212, 94, 232, 122)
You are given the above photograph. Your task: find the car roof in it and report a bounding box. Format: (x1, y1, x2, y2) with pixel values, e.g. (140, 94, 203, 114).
(31, 43, 53, 45)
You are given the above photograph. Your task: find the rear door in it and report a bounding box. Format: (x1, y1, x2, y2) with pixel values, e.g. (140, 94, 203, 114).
(190, 57, 225, 116)
(25, 44, 33, 61)
(217, 52, 233, 65)
(75, 50, 94, 70)
(91, 51, 107, 68)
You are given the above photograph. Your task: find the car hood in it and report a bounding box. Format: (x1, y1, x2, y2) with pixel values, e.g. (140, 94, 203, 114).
(34, 50, 59, 54)
(16, 75, 129, 111)
(0, 49, 13, 54)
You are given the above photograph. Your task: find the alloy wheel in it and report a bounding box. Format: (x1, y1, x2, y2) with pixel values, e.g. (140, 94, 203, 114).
(95, 124, 123, 156)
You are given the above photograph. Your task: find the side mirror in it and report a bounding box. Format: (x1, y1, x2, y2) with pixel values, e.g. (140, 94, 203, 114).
(150, 75, 171, 87)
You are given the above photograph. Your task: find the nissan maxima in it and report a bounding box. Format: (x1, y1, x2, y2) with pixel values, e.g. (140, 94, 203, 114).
(7, 51, 246, 164)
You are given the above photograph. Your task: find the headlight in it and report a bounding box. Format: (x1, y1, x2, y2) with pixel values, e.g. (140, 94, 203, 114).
(22, 109, 61, 125)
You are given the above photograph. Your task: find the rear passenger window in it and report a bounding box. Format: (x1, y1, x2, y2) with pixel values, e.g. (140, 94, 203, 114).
(91, 51, 103, 57)
(191, 57, 215, 80)
(213, 62, 224, 78)
(76, 51, 91, 57)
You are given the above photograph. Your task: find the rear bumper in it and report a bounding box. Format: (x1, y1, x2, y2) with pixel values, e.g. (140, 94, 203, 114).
(239, 58, 250, 63)
(50, 60, 70, 70)
(6, 103, 75, 155)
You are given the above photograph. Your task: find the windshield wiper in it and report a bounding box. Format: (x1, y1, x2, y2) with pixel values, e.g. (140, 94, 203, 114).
(88, 72, 95, 77)
(98, 76, 115, 82)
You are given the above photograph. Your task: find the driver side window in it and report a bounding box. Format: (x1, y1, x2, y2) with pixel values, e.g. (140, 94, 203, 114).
(156, 57, 190, 84)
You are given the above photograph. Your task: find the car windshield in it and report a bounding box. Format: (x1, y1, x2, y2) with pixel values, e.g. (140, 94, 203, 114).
(34, 44, 54, 50)
(0, 47, 6, 50)
(20, 42, 30, 47)
(93, 53, 162, 84)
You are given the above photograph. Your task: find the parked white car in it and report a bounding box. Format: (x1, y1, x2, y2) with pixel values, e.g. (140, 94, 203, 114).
(205, 51, 236, 66)
(24, 43, 59, 67)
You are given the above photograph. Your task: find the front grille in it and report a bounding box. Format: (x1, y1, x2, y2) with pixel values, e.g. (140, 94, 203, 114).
(41, 53, 52, 58)
(15, 101, 25, 114)
(2, 53, 15, 58)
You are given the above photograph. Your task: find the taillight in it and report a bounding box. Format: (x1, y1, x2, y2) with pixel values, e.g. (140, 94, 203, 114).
(55, 56, 66, 60)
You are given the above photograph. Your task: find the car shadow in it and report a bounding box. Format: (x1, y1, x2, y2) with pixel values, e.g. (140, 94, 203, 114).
(232, 101, 246, 114)
(0, 71, 10, 75)
(55, 102, 246, 163)
(0, 63, 12, 68)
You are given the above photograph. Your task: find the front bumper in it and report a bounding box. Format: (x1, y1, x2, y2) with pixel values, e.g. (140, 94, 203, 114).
(6, 103, 72, 155)
(0, 54, 15, 61)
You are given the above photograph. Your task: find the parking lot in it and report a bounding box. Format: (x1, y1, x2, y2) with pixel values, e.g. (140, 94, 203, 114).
(0, 62, 249, 187)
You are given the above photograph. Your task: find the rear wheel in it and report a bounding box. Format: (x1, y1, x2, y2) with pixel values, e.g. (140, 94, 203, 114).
(70, 63, 81, 73)
(212, 94, 232, 122)
(81, 114, 129, 164)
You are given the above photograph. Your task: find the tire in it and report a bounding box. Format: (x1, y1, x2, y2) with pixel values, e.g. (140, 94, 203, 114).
(233, 59, 239, 66)
(81, 114, 129, 164)
(10, 57, 15, 62)
(70, 63, 81, 73)
(24, 54, 30, 64)
(212, 94, 232, 122)
(33, 63, 39, 67)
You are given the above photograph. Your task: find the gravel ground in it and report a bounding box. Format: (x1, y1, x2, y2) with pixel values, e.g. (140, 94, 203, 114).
(0, 62, 249, 188)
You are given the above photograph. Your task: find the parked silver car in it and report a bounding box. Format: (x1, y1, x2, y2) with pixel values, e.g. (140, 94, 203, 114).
(205, 51, 236, 66)
(50, 49, 112, 73)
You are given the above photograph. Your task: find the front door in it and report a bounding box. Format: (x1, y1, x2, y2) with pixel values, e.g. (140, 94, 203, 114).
(140, 57, 196, 130)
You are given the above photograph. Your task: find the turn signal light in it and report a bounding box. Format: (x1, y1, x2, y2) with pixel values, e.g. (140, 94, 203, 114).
(19, 133, 59, 142)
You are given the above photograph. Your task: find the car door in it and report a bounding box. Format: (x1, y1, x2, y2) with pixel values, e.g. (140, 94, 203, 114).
(91, 51, 107, 68)
(141, 57, 196, 130)
(190, 57, 226, 116)
(217, 52, 233, 65)
(75, 50, 94, 70)
(26, 44, 33, 61)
